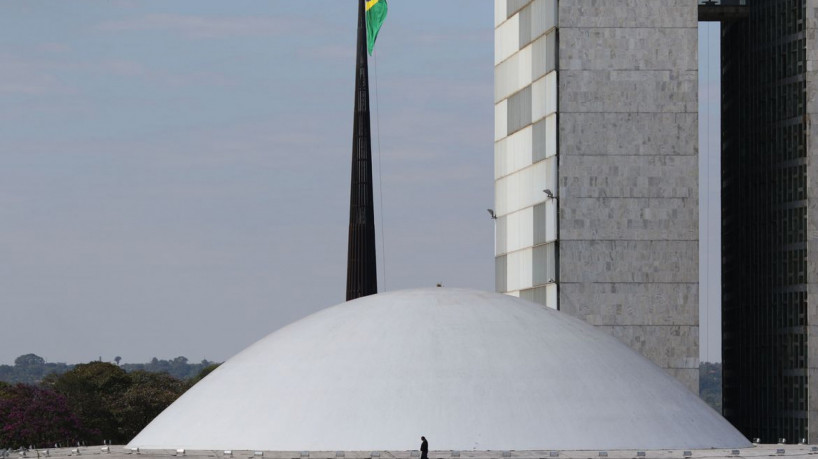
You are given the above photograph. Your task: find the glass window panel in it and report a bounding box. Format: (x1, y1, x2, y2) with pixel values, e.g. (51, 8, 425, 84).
(507, 85, 532, 135)
(495, 100, 508, 142)
(495, 255, 508, 293)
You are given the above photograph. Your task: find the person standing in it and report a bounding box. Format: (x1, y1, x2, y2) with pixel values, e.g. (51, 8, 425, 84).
(420, 436, 428, 459)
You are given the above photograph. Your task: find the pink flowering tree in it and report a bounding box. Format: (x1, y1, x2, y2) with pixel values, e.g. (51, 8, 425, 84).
(0, 384, 90, 449)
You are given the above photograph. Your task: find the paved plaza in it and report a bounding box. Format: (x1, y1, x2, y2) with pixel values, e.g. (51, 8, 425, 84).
(6, 445, 818, 459)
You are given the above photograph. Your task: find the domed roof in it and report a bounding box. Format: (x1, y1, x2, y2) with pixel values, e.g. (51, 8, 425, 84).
(129, 288, 748, 451)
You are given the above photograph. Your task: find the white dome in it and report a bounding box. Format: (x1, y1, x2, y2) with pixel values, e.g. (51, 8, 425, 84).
(129, 288, 749, 451)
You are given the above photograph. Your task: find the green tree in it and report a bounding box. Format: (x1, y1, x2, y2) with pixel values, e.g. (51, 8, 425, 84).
(121, 356, 213, 380)
(45, 362, 131, 443)
(112, 371, 185, 440)
(186, 363, 220, 388)
(12, 354, 47, 384)
(2, 354, 227, 445)
(14, 354, 45, 367)
(0, 355, 73, 385)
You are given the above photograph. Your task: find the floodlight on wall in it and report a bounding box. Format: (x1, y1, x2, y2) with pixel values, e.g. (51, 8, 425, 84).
(487, 209, 497, 220)
(752, 438, 760, 445)
(800, 439, 807, 445)
(778, 438, 786, 444)
(543, 189, 554, 199)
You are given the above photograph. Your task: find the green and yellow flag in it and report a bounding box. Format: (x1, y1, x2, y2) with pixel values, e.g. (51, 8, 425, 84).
(366, 0, 388, 55)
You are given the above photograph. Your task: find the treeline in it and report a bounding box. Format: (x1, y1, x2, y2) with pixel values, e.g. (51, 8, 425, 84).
(0, 354, 72, 385)
(120, 356, 215, 381)
(0, 354, 217, 384)
(0, 360, 219, 449)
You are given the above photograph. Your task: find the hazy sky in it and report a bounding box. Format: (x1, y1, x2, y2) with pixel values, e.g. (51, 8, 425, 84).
(0, 3, 721, 365)
(699, 22, 721, 363)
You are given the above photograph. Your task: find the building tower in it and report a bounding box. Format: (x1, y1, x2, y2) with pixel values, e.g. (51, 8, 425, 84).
(494, 0, 700, 392)
(346, 0, 378, 301)
(715, 0, 817, 443)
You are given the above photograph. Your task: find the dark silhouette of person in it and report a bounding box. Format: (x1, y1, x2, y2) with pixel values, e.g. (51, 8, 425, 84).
(420, 436, 428, 459)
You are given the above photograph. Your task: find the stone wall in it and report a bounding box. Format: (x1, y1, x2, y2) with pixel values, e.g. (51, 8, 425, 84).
(557, 0, 700, 392)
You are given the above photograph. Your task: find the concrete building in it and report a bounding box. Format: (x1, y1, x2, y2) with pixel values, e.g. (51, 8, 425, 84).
(711, 0, 817, 444)
(129, 289, 748, 451)
(493, 0, 700, 392)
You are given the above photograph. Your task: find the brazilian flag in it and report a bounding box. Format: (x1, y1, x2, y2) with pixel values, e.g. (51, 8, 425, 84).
(366, 0, 388, 55)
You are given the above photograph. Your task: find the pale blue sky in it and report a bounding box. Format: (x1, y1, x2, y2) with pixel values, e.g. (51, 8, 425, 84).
(0, 1, 495, 365)
(0, 3, 721, 365)
(699, 22, 721, 363)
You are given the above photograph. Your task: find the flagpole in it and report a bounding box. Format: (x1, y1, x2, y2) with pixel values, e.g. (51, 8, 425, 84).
(346, 0, 378, 301)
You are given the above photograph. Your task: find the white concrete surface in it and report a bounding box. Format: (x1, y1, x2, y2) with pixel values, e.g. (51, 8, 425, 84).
(129, 289, 749, 451)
